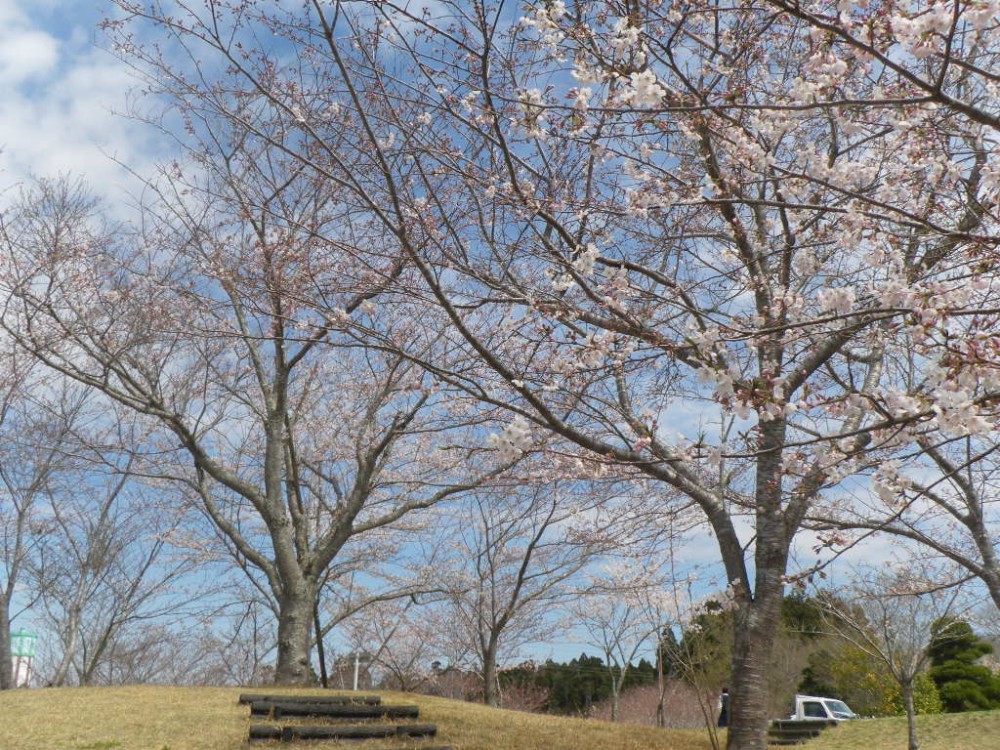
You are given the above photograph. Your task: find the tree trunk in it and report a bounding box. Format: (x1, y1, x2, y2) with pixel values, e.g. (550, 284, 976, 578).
(482, 639, 500, 707)
(717, 413, 792, 750)
(314, 601, 328, 689)
(274, 579, 317, 684)
(656, 643, 666, 728)
(726, 580, 785, 749)
(973, 526, 1000, 614)
(0, 600, 12, 690)
(52, 602, 83, 687)
(610, 664, 628, 723)
(902, 680, 920, 750)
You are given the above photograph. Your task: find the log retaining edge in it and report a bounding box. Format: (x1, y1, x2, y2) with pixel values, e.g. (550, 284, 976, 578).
(239, 693, 381, 706)
(250, 701, 419, 719)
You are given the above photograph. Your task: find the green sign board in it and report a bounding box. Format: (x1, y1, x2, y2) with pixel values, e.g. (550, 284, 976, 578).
(10, 630, 37, 658)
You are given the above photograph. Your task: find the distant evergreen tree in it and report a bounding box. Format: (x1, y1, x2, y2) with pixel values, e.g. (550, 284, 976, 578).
(798, 650, 839, 699)
(626, 658, 657, 689)
(534, 654, 611, 714)
(657, 627, 681, 679)
(496, 653, 660, 715)
(781, 592, 826, 638)
(928, 618, 1000, 713)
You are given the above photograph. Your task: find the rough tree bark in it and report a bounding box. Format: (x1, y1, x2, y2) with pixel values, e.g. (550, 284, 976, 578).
(0, 606, 12, 690)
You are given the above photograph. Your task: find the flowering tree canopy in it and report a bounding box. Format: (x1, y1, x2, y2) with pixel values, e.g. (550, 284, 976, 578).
(0, 0, 994, 744)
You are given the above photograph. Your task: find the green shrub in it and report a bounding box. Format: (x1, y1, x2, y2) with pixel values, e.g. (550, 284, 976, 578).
(928, 619, 1000, 713)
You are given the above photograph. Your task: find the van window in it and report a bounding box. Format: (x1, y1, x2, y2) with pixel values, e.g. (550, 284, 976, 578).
(803, 702, 827, 718)
(824, 700, 854, 718)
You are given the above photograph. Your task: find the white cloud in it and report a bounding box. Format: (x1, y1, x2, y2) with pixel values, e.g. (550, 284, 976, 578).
(0, 30, 59, 84)
(0, 1, 158, 207)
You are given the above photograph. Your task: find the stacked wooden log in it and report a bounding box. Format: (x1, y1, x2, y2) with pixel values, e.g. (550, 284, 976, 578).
(767, 719, 840, 746)
(241, 693, 450, 748)
(240, 694, 384, 706)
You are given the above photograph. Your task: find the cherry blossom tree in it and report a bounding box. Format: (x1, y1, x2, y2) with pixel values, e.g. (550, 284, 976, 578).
(573, 527, 700, 724)
(310, 524, 453, 687)
(0, 164, 500, 683)
(339, 596, 438, 692)
(92, 0, 1000, 743)
(575, 575, 661, 723)
(188, 596, 277, 686)
(0, 340, 192, 690)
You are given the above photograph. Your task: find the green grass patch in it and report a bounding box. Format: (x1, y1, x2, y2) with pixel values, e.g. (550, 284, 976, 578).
(793, 710, 1000, 750)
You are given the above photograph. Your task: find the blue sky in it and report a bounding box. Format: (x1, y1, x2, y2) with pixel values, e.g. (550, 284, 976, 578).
(0, 0, 157, 202)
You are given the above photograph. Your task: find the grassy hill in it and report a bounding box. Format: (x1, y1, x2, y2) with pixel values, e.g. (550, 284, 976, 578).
(805, 709, 1000, 750)
(0, 686, 996, 749)
(0, 686, 712, 750)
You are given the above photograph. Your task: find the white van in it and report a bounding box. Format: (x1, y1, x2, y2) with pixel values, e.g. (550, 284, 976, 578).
(789, 694, 858, 721)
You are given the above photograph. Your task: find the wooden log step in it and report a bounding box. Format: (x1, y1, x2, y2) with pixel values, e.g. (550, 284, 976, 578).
(280, 723, 437, 742)
(770, 720, 837, 730)
(239, 693, 382, 705)
(767, 729, 820, 740)
(249, 724, 436, 750)
(768, 733, 822, 742)
(250, 701, 420, 720)
(286, 723, 438, 741)
(248, 724, 282, 742)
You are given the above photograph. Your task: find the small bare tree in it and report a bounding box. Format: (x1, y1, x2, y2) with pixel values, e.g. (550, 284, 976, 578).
(818, 567, 967, 750)
(576, 586, 657, 723)
(32, 433, 192, 687)
(341, 598, 436, 693)
(0, 360, 84, 689)
(435, 477, 626, 706)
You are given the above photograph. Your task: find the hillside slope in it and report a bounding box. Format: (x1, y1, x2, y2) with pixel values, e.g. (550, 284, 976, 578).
(0, 686, 713, 750)
(804, 709, 1000, 750)
(2, 685, 995, 749)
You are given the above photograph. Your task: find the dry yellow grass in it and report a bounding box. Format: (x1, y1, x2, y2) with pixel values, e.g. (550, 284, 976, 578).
(4, 686, 997, 750)
(0, 685, 715, 750)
